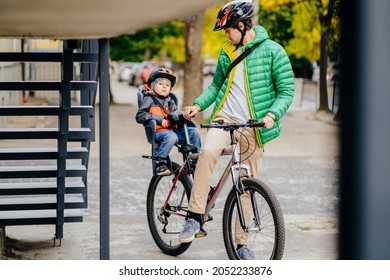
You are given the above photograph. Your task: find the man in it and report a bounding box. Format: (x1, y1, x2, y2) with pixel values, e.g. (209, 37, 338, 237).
(181, 0, 294, 260)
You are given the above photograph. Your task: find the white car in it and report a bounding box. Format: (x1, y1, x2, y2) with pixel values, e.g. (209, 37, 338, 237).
(118, 62, 135, 82)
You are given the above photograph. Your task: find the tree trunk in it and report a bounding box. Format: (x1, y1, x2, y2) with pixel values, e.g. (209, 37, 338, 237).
(144, 47, 151, 61)
(183, 12, 205, 124)
(318, 0, 337, 112)
(318, 26, 330, 111)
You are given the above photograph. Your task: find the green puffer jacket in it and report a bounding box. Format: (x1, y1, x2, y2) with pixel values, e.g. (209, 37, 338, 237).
(194, 26, 294, 146)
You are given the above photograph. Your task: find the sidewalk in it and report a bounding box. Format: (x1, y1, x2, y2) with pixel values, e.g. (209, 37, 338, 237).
(2, 78, 340, 260)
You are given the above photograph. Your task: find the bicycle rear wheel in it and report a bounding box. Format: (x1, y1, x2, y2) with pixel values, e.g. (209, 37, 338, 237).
(146, 162, 192, 256)
(223, 178, 285, 260)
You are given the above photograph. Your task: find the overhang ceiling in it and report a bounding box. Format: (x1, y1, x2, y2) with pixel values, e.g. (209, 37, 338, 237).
(0, 0, 221, 39)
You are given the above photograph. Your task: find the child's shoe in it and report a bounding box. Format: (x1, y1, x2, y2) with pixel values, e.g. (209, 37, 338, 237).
(156, 163, 171, 176)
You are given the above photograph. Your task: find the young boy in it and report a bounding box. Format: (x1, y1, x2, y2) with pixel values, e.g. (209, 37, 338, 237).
(136, 68, 201, 176)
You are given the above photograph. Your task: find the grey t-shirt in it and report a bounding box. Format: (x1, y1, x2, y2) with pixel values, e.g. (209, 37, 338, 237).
(221, 48, 251, 123)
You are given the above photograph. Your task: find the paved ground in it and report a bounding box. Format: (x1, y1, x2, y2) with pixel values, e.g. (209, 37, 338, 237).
(2, 77, 340, 260)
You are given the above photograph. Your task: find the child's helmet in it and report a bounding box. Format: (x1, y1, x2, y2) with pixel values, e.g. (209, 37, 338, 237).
(213, 1, 254, 31)
(147, 68, 176, 88)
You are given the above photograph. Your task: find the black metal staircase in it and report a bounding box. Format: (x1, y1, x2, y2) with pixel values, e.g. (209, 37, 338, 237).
(0, 39, 98, 241)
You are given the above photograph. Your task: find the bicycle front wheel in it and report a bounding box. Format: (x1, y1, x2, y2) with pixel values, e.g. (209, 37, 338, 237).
(223, 178, 285, 260)
(146, 162, 192, 256)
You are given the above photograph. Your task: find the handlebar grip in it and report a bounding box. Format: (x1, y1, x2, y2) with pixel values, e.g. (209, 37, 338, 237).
(252, 121, 265, 128)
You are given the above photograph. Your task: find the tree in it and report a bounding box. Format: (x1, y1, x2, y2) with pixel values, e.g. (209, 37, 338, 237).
(202, 4, 228, 60)
(109, 22, 184, 62)
(183, 12, 205, 123)
(316, 0, 338, 112)
(259, 2, 315, 79)
(261, 0, 340, 112)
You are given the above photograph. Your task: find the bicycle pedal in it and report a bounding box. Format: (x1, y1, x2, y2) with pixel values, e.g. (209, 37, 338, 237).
(195, 229, 207, 238)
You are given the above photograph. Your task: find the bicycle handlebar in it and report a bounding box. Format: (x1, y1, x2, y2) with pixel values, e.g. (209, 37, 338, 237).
(200, 119, 265, 130)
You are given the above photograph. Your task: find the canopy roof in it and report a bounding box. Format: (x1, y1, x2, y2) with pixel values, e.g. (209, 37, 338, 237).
(0, 0, 219, 39)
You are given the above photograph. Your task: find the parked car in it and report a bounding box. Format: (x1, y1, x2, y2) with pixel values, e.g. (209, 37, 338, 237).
(129, 61, 167, 87)
(128, 63, 143, 86)
(117, 62, 135, 82)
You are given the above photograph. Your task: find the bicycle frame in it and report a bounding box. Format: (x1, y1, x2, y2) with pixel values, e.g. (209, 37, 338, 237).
(161, 124, 261, 233)
(161, 158, 193, 219)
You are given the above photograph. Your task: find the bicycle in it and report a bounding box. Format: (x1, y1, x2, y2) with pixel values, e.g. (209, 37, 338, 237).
(145, 118, 285, 260)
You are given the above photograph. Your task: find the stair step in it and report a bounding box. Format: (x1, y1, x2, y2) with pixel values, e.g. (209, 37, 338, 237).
(0, 165, 86, 179)
(0, 147, 89, 160)
(0, 105, 94, 116)
(0, 181, 85, 195)
(0, 209, 83, 226)
(0, 128, 92, 141)
(0, 52, 98, 63)
(0, 81, 97, 91)
(0, 195, 85, 210)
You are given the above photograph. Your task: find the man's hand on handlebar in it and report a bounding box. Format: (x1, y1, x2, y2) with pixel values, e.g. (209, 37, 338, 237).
(183, 105, 200, 120)
(261, 115, 275, 129)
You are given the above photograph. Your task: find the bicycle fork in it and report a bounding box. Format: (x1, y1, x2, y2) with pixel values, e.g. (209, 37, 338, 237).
(231, 163, 262, 233)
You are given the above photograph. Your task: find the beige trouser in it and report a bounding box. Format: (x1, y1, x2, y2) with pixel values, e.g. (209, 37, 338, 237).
(189, 112, 264, 245)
